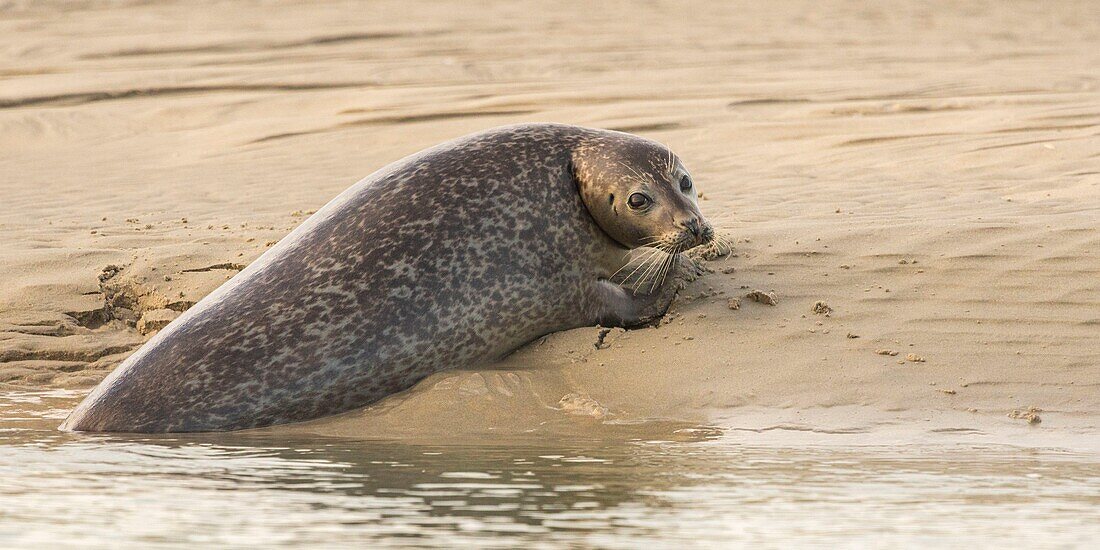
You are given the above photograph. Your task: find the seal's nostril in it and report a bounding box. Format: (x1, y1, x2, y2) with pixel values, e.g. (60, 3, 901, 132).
(683, 218, 701, 238)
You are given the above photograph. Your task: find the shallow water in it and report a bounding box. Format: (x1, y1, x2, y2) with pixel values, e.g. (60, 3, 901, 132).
(1, 390, 1098, 549)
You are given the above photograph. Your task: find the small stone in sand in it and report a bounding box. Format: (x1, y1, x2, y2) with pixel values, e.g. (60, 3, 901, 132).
(938, 389, 956, 395)
(727, 298, 741, 310)
(876, 349, 899, 356)
(846, 332, 859, 339)
(811, 301, 832, 315)
(721, 266, 736, 274)
(905, 353, 925, 362)
(745, 290, 778, 306)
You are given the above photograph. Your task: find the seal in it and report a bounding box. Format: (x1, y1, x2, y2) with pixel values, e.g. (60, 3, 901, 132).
(60, 123, 719, 433)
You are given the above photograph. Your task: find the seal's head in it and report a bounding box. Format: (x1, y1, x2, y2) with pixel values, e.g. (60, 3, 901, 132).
(572, 133, 714, 253)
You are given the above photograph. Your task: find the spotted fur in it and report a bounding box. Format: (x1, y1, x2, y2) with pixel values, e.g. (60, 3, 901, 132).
(61, 124, 711, 433)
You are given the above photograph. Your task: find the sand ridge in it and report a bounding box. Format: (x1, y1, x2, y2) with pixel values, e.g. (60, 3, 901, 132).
(1, 0, 1098, 445)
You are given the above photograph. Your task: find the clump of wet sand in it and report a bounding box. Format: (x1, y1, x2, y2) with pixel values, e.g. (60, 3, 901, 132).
(1008, 407, 1043, 425)
(745, 290, 778, 306)
(558, 393, 609, 418)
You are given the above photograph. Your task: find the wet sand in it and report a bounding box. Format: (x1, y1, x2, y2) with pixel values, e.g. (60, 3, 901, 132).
(2, 1, 1099, 448)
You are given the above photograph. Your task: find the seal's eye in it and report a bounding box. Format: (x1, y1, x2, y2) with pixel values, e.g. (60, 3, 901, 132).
(679, 175, 693, 192)
(627, 193, 651, 210)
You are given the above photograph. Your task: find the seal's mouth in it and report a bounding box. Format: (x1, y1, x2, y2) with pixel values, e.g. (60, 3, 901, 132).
(696, 224, 716, 248)
(678, 221, 715, 251)
(645, 225, 713, 255)
(686, 225, 736, 261)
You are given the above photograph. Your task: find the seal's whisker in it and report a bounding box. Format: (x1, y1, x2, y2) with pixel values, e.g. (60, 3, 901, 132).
(688, 229, 736, 260)
(629, 247, 668, 294)
(646, 239, 674, 256)
(616, 247, 664, 285)
(634, 240, 678, 295)
(610, 248, 658, 283)
(632, 250, 668, 295)
(632, 253, 668, 286)
(709, 235, 727, 256)
(648, 238, 673, 253)
(609, 248, 646, 282)
(624, 163, 650, 182)
(617, 160, 654, 185)
(636, 246, 672, 286)
(649, 249, 673, 294)
(659, 252, 676, 291)
(724, 237, 736, 254)
(607, 261, 633, 282)
(715, 233, 736, 255)
(638, 234, 667, 248)
(650, 249, 672, 294)
(653, 244, 682, 293)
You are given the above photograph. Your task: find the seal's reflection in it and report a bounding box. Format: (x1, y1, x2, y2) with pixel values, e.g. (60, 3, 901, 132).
(62, 421, 725, 539)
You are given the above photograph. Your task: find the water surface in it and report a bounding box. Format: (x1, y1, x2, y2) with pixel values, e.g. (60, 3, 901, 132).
(1, 390, 1098, 548)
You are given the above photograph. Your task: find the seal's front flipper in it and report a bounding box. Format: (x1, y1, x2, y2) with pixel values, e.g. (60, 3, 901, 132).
(593, 256, 690, 328)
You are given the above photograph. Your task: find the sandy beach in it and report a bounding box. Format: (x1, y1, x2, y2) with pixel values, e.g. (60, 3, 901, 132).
(2, 0, 1099, 448)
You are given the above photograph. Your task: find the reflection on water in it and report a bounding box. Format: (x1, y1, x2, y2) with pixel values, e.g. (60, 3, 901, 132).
(1, 391, 1098, 548)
